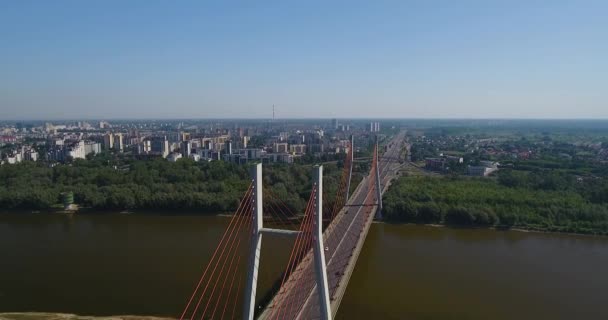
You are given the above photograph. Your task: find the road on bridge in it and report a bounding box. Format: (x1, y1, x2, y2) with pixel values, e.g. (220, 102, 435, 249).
(259, 131, 406, 320)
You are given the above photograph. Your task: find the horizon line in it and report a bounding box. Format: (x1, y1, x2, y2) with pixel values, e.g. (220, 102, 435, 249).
(3, 117, 608, 122)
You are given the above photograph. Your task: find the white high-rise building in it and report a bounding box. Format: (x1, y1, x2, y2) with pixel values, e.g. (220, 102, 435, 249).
(67, 141, 86, 160)
(85, 142, 102, 155)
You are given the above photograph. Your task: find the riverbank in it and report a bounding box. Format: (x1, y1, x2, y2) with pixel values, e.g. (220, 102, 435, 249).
(383, 175, 608, 236)
(3, 209, 605, 237)
(0, 208, 231, 216)
(373, 220, 608, 238)
(0, 313, 174, 320)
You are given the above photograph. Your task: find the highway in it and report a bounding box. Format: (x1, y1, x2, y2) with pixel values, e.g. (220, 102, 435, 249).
(259, 132, 406, 320)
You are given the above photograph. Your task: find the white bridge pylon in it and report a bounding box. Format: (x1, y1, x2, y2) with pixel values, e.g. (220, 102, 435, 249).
(242, 163, 332, 320)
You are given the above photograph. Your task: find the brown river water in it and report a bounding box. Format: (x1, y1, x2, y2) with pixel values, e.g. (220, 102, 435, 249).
(1, 213, 607, 320)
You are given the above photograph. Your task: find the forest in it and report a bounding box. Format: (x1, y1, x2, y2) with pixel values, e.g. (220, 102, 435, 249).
(0, 156, 357, 214)
(383, 172, 608, 235)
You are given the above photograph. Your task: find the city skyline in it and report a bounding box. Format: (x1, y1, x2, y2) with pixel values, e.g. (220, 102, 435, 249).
(1, 1, 607, 120)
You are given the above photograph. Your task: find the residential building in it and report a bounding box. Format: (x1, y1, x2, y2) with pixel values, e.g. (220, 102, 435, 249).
(85, 142, 102, 155)
(24, 149, 38, 161)
(369, 122, 380, 132)
(151, 136, 170, 158)
(66, 141, 86, 160)
(46, 148, 65, 162)
(425, 158, 446, 171)
(290, 144, 306, 154)
(308, 143, 324, 153)
(265, 153, 294, 164)
(224, 140, 232, 155)
(0, 136, 17, 143)
(274, 142, 288, 153)
(181, 141, 192, 158)
(467, 161, 498, 177)
(6, 153, 22, 164)
(103, 133, 114, 150)
(99, 121, 110, 129)
(114, 133, 124, 152)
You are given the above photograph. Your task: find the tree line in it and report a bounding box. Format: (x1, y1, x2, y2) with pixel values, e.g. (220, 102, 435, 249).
(0, 157, 353, 214)
(383, 174, 608, 235)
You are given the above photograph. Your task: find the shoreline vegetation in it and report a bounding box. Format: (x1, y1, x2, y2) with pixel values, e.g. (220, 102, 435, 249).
(2, 155, 608, 236)
(382, 174, 608, 236)
(0, 157, 358, 217)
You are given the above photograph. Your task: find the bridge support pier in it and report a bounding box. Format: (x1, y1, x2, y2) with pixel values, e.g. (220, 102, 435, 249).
(345, 135, 354, 202)
(243, 163, 263, 320)
(313, 165, 333, 320)
(375, 136, 383, 220)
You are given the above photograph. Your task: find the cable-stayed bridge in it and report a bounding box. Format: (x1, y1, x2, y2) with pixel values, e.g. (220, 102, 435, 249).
(179, 132, 405, 320)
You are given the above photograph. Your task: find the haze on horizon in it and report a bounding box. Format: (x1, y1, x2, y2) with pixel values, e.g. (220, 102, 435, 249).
(1, 1, 607, 120)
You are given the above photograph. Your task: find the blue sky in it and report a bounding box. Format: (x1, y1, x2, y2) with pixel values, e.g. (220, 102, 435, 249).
(1, 0, 606, 119)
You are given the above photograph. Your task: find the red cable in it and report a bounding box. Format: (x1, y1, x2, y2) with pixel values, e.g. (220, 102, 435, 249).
(264, 191, 300, 234)
(264, 186, 315, 319)
(265, 191, 299, 230)
(200, 197, 253, 319)
(230, 273, 243, 320)
(331, 149, 352, 221)
(283, 229, 312, 318)
(265, 189, 300, 227)
(262, 192, 289, 227)
(328, 148, 352, 248)
(190, 190, 253, 319)
(218, 236, 245, 320)
(273, 189, 315, 320)
(179, 183, 253, 320)
(262, 197, 282, 226)
(212, 205, 253, 319)
(331, 156, 350, 220)
(272, 188, 316, 320)
(285, 203, 316, 318)
(267, 201, 296, 231)
(283, 187, 317, 319)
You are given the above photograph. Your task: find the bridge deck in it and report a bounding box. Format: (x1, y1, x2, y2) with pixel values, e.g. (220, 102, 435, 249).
(258, 133, 405, 320)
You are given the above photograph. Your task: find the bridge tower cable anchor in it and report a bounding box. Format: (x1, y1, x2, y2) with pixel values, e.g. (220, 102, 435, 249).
(313, 165, 333, 320)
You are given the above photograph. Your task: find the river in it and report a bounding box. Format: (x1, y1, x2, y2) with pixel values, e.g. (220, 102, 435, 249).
(1, 213, 607, 319)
